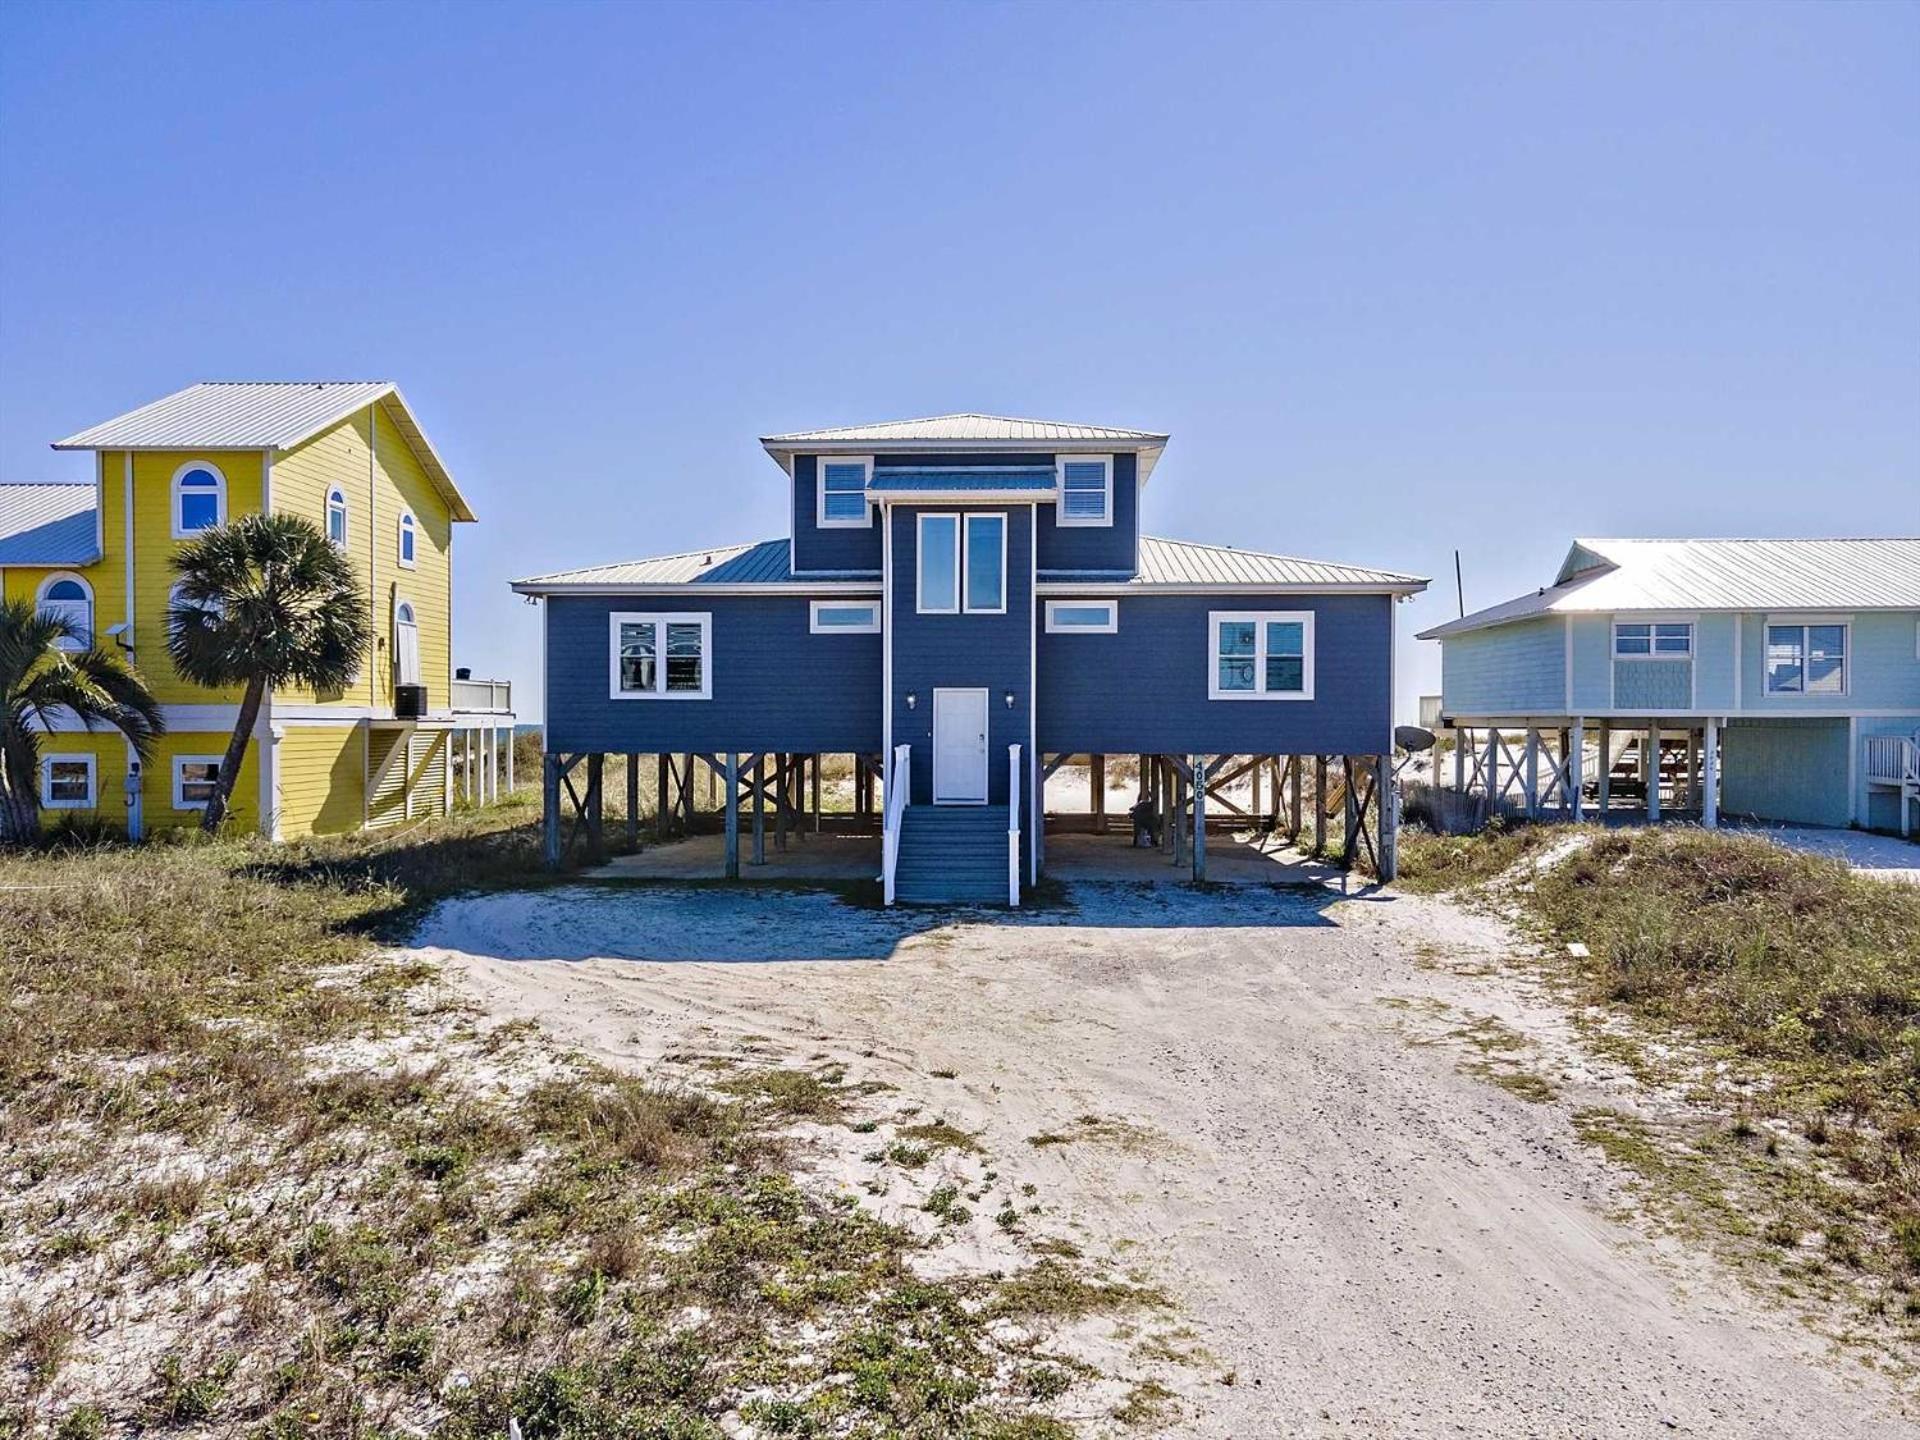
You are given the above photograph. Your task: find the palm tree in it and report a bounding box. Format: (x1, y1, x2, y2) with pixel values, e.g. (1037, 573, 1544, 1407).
(168, 513, 370, 833)
(0, 597, 164, 844)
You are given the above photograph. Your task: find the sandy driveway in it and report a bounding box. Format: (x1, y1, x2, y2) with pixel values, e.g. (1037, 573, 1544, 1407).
(411, 881, 1914, 1438)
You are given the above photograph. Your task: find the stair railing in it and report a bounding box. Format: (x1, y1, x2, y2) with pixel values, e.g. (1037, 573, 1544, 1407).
(1007, 743, 1022, 907)
(882, 742, 911, 907)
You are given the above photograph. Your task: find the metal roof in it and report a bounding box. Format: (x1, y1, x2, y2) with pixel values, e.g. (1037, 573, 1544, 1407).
(763, 413, 1168, 445)
(52, 381, 475, 522)
(867, 468, 1058, 494)
(0, 483, 100, 565)
(1418, 537, 1920, 640)
(513, 533, 1426, 595)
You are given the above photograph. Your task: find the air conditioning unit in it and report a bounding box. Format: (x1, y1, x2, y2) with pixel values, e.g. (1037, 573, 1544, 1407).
(394, 684, 428, 719)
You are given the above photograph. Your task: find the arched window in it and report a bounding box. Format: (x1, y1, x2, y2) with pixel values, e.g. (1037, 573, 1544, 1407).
(394, 600, 421, 686)
(398, 510, 417, 568)
(326, 488, 348, 547)
(36, 573, 93, 651)
(171, 461, 226, 538)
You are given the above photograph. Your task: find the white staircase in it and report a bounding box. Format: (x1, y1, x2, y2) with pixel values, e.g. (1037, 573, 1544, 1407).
(1863, 734, 1919, 837)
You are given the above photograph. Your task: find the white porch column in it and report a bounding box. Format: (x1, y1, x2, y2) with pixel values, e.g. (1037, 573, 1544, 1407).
(1646, 724, 1661, 821)
(506, 726, 515, 793)
(1702, 717, 1720, 829)
(1524, 728, 1540, 819)
(1569, 719, 1585, 821)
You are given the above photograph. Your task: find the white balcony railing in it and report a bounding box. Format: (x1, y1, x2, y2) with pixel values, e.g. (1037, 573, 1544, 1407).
(1007, 743, 1022, 907)
(451, 677, 513, 714)
(1864, 734, 1918, 786)
(882, 742, 910, 907)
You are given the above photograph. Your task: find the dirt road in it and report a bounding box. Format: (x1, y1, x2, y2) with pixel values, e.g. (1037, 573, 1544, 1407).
(412, 881, 1915, 1438)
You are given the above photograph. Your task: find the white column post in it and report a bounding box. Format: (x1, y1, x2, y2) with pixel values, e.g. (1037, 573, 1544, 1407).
(1524, 728, 1540, 819)
(1646, 724, 1661, 821)
(506, 726, 515, 793)
(1569, 719, 1585, 821)
(1702, 717, 1719, 829)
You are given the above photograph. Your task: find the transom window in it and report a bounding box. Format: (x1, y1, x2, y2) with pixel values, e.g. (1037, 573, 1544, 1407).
(41, 754, 96, 809)
(173, 756, 223, 810)
(1044, 600, 1118, 633)
(398, 510, 418, 568)
(810, 600, 881, 634)
(172, 461, 226, 537)
(1057, 455, 1113, 527)
(1614, 621, 1692, 658)
(610, 612, 712, 700)
(36, 573, 93, 651)
(1208, 611, 1314, 700)
(1766, 621, 1848, 695)
(817, 456, 873, 528)
(327, 488, 348, 547)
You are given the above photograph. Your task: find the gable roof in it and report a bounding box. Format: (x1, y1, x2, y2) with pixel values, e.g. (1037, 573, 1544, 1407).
(53, 382, 475, 522)
(762, 413, 1168, 445)
(510, 534, 1426, 595)
(0, 483, 99, 566)
(1418, 537, 1920, 640)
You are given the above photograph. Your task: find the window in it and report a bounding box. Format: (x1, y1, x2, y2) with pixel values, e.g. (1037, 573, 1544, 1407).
(609, 612, 711, 699)
(1208, 611, 1314, 700)
(173, 756, 223, 810)
(917, 513, 960, 614)
(963, 513, 1006, 613)
(167, 581, 224, 645)
(327, 488, 348, 547)
(171, 461, 226, 537)
(398, 510, 418, 568)
(35, 573, 93, 651)
(1057, 455, 1113, 527)
(394, 600, 421, 687)
(1614, 620, 1692, 658)
(810, 600, 881, 633)
(41, 754, 95, 809)
(1045, 600, 1118, 633)
(1766, 620, 1848, 696)
(816, 456, 873, 528)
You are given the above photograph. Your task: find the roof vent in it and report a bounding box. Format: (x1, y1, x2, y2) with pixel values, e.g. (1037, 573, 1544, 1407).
(702, 553, 712, 565)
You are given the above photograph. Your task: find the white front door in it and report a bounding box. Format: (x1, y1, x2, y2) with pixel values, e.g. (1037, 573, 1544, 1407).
(932, 687, 989, 804)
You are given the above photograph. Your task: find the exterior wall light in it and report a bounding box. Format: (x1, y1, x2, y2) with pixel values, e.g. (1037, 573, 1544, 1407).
(1003, 691, 1015, 709)
(906, 692, 917, 709)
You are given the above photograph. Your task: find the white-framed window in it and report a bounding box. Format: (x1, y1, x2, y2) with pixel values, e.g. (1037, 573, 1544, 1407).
(398, 510, 418, 568)
(166, 581, 224, 645)
(963, 513, 1006, 614)
(610, 612, 712, 700)
(327, 488, 349, 547)
(1044, 600, 1118, 634)
(816, 456, 873, 529)
(1613, 620, 1692, 658)
(173, 755, 223, 810)
(40, 753, 96, 809)
(809, 600, 881, 634)
(394, 600, 422, 687)
(35, 572, 93, 651)
(1208, 611, 1314, 700)
(917, 513, 961, 614)
(1765, 619, 1848, 696)
(1056, 455, 1113, 527)
(171, 461, 226, 538)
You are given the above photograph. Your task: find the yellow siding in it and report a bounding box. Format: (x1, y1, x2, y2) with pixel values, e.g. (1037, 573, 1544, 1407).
(32, 731, 255, 835)
(276, 724, 367, 836)
(31, 731, 128, 832)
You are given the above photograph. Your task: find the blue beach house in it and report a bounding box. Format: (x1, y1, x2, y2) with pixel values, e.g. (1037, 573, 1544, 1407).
(513, 414, 1427, 902)
(1418, 538, 1920, 836)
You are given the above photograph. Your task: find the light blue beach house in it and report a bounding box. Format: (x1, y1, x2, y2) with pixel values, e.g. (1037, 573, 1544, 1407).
(1417, 538, 1920, 836)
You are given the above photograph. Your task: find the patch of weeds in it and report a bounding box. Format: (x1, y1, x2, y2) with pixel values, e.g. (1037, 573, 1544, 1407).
(924, 1185, 972, 1226)
(1112, 1379, 1180, 1426)
(1026, 1114, 1161, 1154)
(930, 1067, 959, 1079)
(51, 1406, 105, 1440)
(897, 1118, 981, 1154)
(991, 1261, 1168, 1321)
(887, 1143, 932, 1169)
(147, 1350, 236, 1424)
(722, 1066, 848, 1121)
(1018, 1364, 1072, 1401)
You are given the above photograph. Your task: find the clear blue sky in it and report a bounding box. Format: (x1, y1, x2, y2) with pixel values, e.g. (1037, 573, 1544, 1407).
(3, 0, 1915, 724)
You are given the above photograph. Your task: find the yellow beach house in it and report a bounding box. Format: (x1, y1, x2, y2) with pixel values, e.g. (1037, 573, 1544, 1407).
(0, 381, 516, 838)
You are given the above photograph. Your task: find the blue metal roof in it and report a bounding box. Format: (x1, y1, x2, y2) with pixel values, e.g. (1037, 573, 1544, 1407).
(0, 483, 100, 565)
(867, 468, 1056, 493)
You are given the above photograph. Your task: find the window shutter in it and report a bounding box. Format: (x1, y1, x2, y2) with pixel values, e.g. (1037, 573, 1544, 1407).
(396, 616, 422, 686)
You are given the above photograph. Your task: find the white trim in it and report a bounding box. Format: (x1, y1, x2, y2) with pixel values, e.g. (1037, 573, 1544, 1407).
(327, 486, 350, 548)
(916, 512, 961, 615)
(815, 455, 874, 529)
(1847, 715, 1859, 825)
(1207, 610, 1316, 701)
(962, 512, 1008, 615)
(172, 753, 224, 810)
(169, 459, 227, 539)
(511, 581, 880, 597)
(1044, 599, 1119, 633)
(1055, 454, 1113, 527)
(261, 447, 273, 513)
(881, 504, 893, 787)
(1035, 581, 1424, 597)
(608, 611, 713, 700)
(1611, 617, 1694, 660)
(35, 570, 94, 651)
(865, 486, 1054, 504)
(40, 752, 96, 809)
(123, 452, 135, 657)
(1562, 613, 1573, 712)
(397, 509, 418, 569)
(1028, 506, 1038, 886)
(809, 599, 881, 634)
(931, 687, 990, 805)
(1761, 616, 1850, 699)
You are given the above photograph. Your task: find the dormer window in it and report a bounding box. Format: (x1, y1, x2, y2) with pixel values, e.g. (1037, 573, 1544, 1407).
(1057, 455, 1112, 527)
(817, 456, 872, 528)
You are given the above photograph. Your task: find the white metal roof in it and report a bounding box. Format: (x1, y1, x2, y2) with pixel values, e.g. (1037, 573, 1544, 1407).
(1419, 537, 1920, 639)
(0, 483, 99, 565)
(762, 413, 1168, 445)
(1128, 535, 1425, 590)
(53, 382, 474, 521)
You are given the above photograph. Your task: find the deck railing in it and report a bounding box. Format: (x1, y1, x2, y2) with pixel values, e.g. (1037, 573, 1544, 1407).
(1864, 734, 1919, 786)
(882, 742, 911, 907)
(450, 677, 513, 713)
(1007, 743, 1022, 908)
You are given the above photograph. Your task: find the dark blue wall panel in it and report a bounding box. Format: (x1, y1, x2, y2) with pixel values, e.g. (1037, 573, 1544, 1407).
(544, 593, 881, 754)
(1035, 450, 1138, 575)
(790, 455, 882, 574)
(1037, 593, 1394, 755)
(888, 504, 1034, 805)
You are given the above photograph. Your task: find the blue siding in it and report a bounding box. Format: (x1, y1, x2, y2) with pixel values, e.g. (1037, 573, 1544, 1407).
(1569, 616, 1611, 712)
(790, 455, 882, 574)
(1613, 658, 1692, 708)
(1441, 616, 1565, 716)
(888, 504, 1034, 805)
(1720, 718, 1851, 827)
(1738, 611, 1920, 712)
(1693, 614, 1736, 709)
(1035, 450, 1138, 575)
(1038, 593, 1393, 755)
(543, 593, 881, 754)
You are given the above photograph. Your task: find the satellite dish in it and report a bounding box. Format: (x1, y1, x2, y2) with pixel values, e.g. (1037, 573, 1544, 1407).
(1394, 725, 1435, 752)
